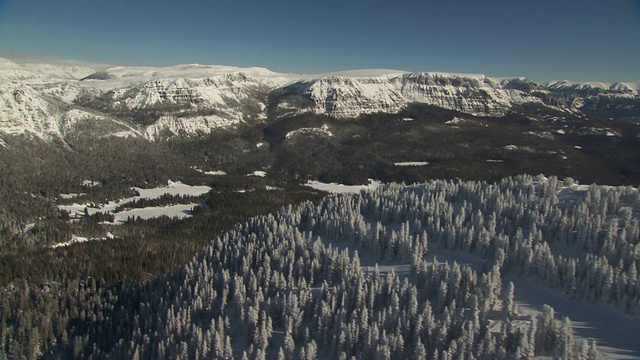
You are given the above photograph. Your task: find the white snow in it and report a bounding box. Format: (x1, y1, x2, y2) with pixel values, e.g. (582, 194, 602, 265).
(52, 234, 94, 248)
(191, 166, 226, 175)
(247, 171, 267, 177)
(361, 251, 485, 279)
(82, 180, 100, 187)
(51, 232, 114, 248)
(445, 117, 469, 125)
(393, 162, 429, 166)
(305, 179, 382, 194)
(134, 180, 211, 198)
(106, 130, 140, 139)
(485, 159, 505, 163)
(509, 275, 640, 359)
(144, 114, 242, 140)
(58, 180, 211, 223)
(111, 204, 196, 224)
(547, 80, 640, 95)
(0, 57, 96, 84)
(308, 69, 409, 79)
(526, 131, 555, 140)
(504, 145, 518, 151)
(59, 193, 85, 199)
(285, 124, 333, 139)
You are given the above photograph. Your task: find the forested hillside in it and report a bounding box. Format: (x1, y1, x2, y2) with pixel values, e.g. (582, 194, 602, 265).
(3, 175, 638, 359)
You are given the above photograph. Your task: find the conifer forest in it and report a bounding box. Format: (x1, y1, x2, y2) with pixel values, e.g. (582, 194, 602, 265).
(2, 173, 639, 359)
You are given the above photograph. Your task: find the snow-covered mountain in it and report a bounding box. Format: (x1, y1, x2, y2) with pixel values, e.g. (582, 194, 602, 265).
(547, 80, 640, 96)
(0, 57, 95, 84)
(0, 57, 638, 141)
(280, 73, 546, 118)
(0, 59, 293, 140)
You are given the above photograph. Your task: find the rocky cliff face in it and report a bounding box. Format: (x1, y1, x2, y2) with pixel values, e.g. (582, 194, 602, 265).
(100, 74, 279, 138)
(1, 57, 638, 141)
(0, 80, 141, 140)
(0, 82, 61, 137)
(271, 72, 577, 119)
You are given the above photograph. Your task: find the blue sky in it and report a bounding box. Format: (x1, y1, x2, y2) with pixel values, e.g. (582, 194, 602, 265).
(0, 0, 639, 82)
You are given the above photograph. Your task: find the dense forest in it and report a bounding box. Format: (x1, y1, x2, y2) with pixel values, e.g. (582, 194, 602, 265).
(3, 174, 638, 359)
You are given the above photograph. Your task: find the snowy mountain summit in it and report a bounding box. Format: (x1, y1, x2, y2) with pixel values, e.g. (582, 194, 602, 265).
(0, 57, 638, 140)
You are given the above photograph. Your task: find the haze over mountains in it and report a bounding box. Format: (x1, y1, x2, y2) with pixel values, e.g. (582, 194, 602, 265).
(1, 57, 638, 141)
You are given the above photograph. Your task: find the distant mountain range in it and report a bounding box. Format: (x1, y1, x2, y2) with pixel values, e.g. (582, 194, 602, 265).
(1, 57, 639, 141)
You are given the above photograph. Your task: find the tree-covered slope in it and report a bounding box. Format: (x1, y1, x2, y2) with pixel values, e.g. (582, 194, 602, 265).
(4, 175, 639, 359)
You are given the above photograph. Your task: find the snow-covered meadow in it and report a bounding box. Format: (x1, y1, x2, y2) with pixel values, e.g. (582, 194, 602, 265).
(58, 180, 211, 225)
(304, 179, 382, 194)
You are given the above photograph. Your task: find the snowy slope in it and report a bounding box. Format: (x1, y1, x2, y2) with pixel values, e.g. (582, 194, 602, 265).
(0, 81, 141, 139)
(0, 82, 58, 136)
(144, 114, 242, 139)
(0, 57, 95, 83)
(547, 80, 640, 96)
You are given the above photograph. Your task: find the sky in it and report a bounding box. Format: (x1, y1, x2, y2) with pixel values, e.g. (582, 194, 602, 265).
(0, 0, 639, 83)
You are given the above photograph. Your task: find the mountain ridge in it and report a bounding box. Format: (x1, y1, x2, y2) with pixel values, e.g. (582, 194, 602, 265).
(1, 57, 638, 140)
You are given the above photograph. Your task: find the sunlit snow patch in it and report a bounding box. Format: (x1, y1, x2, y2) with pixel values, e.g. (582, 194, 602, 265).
(285, 124, 333, 139)
(445, 117, 468, 125)
(205, 170, 226, 175)
(58, 180, 211, 224)
(247, 171, 267, 177)
(305, 179, 381, 194)
(112, 204, 195, 224)
(107, 130, 140, 138)
(52, 232, 115, 248)
(52, 235, 94, 248)
(191, 166, 226, 176)
(135, 180, 211, 198)
(82, 180, 101, 187)
(59, 192, 86, 199)
(394, 162, 429, 166)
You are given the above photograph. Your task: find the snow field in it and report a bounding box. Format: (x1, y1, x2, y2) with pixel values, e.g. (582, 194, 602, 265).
(304, 179, 382, 194)
(58, 180, 211, 224)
